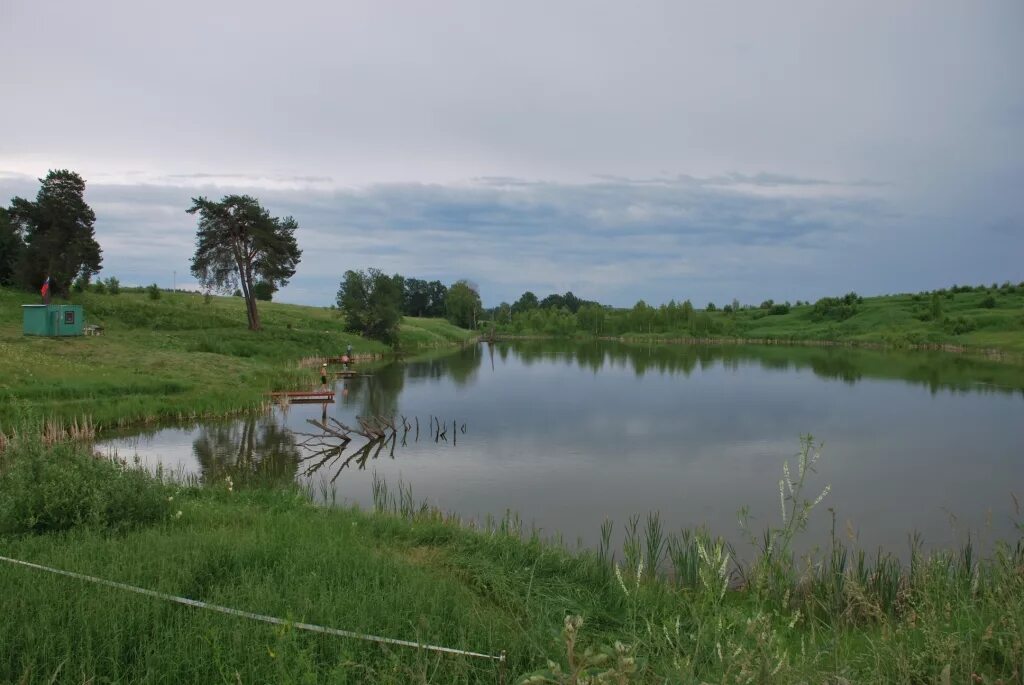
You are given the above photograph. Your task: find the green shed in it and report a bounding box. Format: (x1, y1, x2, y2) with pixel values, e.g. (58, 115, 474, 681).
(22, 304, 86, 337)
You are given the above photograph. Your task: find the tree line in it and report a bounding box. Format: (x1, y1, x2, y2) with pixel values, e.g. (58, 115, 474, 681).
(336, 270, 481, 345)
(482, 289, 854, 337)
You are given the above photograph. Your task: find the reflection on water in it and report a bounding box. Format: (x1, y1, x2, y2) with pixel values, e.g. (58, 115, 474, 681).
(99, 341, 1024, 555)
(292, 413, 466, 482)
(192, 416, 301, 486)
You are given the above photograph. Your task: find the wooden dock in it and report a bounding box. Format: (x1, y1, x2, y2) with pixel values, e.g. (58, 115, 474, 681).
(268, 390, 335, 403)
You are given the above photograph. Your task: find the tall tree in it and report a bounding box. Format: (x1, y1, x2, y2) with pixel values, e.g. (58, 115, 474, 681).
(0, 208, 22, 286)
(426, 280, 448, 317)
(512, 291, 539, 314)
(336, 268, 403, 344)
(446, 280, 482, 329)
(403, 277, 431, 316)
(7, 170, 102, 296)
(187, 195, 301, 331)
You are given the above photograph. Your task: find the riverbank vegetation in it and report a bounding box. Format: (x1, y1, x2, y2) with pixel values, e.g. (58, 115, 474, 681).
(0, 287, 473, 433)
(487, 284, 1024, 355)
(337, 269, 483, 344)
(1, 436, 1021, 683)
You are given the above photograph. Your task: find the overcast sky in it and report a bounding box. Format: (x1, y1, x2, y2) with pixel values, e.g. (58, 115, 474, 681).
(2, 0, 1021, 307)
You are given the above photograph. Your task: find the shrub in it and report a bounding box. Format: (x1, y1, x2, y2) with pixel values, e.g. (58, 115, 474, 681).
(0, 439, 173, 534)
(979, 295, 996, 309)
(811, 296, 857, 321)
(759, 299, 774, 310)
(943, 316, 977, 335)
(706, 302, 717, 312)
(92, 280, 107, 294)
(105, 276, 120, 294)
(252, 280, 276, 301)
(769, 302, 791, 316)
(146, 283, 161, 300)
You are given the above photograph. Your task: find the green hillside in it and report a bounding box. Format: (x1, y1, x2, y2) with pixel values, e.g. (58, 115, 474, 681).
(715, 286, 1024, 353)
(497, 283, 1024, 355)
(0, 287, 474, 431)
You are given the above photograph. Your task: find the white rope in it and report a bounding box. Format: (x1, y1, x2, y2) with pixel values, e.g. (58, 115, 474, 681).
(0, 554, 506, 664)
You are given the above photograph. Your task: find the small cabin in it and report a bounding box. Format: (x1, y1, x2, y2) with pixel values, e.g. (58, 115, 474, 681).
(22, 304, 85, 337)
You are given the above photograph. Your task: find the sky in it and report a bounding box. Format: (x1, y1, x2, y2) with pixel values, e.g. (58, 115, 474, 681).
(1, 0, 1022, 308)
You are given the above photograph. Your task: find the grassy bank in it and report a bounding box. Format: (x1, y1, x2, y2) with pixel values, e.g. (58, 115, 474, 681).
(0, 287, 473, 432)
(495, 284, 1024, 356)
(646, 287, 1024, 354)
(1, 438, 1021, 683)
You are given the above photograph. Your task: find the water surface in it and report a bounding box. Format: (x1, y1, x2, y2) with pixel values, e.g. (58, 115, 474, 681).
(100, 342, 1024, 555)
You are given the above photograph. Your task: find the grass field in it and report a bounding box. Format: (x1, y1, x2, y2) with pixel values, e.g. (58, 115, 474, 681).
(0, 287, 473, 432)
(498, 284, 1024, 356)
(715, 286, 1024, 354)
(0, 438, 1021, 683)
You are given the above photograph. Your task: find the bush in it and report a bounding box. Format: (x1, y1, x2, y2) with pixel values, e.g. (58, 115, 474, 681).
(943, 316, 977, 335)
(146, 283, 161, 300)
(769, 303, 791, 316)
(811, 296, 857, 322)
(979, 295, 996, 309)
(0, 439, 173, 534)
(252, 280, 276, 301)
(92, 280, 107, 294)
(105, 276, 120, 294)
(706, 302, 716, 312)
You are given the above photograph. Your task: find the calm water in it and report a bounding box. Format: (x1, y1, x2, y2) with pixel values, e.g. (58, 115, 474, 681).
(99, 342, 1024, 555)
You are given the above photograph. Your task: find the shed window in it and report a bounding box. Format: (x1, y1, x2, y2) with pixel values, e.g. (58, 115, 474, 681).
(64, 311, 75, 325)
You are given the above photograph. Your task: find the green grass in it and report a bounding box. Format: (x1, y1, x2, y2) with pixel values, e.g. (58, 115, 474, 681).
(716, 287, 1024, 354)
(501, 285, 1024, 356)
(399, 316, 478, 347)
(0, 288, 473, 432)
(1, 438, 1021, 683)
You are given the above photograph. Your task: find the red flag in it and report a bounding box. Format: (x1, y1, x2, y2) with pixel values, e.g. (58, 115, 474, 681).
(40, 276, 50, 302)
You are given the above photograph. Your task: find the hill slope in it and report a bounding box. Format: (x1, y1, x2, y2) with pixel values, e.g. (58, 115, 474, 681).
(0, 288, 474, 431)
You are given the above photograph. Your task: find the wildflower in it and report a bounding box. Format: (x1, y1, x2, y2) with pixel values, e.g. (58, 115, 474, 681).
(779, 479, 787, 524)
(174, 510, 183, 519)
(812, 484, 831, 508)
(615, 564, 629, 597)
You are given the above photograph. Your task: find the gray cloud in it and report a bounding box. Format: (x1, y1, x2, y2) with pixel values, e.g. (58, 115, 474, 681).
(1, 0, 1021, 304)
(2, 170, 998, 307)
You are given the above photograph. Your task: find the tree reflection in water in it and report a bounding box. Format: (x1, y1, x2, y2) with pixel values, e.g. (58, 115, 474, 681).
(192, 415, 301, 486)
(291, 413, 466, 483)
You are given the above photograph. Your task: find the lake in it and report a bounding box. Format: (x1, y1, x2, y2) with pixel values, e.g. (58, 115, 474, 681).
(98, 341, 1024, 556)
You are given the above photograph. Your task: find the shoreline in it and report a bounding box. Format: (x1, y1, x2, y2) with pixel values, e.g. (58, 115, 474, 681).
(483, 332, 1019, 362)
